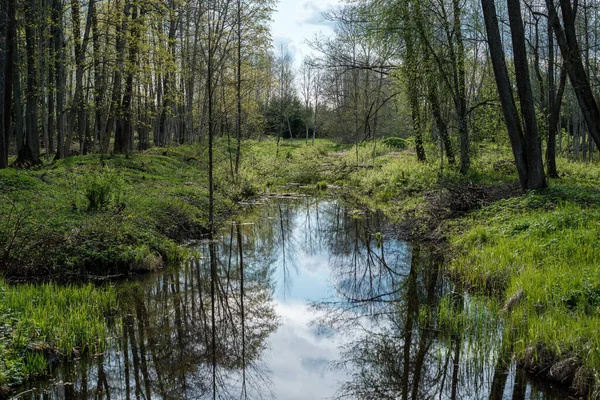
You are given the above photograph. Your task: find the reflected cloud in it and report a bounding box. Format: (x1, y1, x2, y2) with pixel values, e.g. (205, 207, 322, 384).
(265, 302, 347, 399)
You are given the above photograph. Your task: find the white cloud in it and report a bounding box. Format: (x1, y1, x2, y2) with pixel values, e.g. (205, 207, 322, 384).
(270, 0, 342, 67)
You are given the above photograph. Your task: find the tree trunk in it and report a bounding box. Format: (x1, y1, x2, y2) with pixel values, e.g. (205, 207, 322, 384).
(234, 0, 242, 175)
(117, 4, 141, 154)
(546, 22, 558, 177)
(0, 0, 7, 168)
(158, 9, 177, 147)
(507, 0, 546, 189)
(20, 0, 41, 165)
(426, 63, 455, 164)
(68, 0, 93, 156)
(399, 0, 425, 161)
(547, 0, 600, 152)
(91, 0, 105, 152)
(40, 18, 49, 158)
(104, 0, 129, 155)
(53, 0, 66, 159)
(481, 0, 529, 189)
(452, 0, 469, 174)
(8, 0, 25, 165)
(546, 25, 567, 178)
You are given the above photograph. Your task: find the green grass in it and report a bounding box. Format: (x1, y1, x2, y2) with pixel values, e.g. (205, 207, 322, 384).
(0, 140, 273, 278)
(448, 161, 600, 394)
(0, 137, 340, 389)
(0, 280, 117, 387)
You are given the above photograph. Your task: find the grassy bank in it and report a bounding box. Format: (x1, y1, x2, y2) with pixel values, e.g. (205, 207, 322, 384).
(0, 281, 116, 391)
(261, 138, 600, 394)
(450, 176, 600, 395)
(0, 142, 262, 279)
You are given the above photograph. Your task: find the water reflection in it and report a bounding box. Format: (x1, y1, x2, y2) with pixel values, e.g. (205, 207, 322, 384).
(17, 197, 568, 399)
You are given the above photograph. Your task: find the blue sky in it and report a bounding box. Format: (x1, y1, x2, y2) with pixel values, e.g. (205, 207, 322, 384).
(270, 0, 342, 66)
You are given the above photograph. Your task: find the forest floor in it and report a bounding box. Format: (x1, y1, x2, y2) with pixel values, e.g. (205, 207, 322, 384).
(2, 138, 600, 396)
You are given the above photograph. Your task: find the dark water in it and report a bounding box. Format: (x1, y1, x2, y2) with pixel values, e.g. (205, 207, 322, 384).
(14, 197, 571, 399)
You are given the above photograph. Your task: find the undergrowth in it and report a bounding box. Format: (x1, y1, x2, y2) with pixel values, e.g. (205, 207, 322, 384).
(0, 281, 116, 388)
(449, 160, 600, 396)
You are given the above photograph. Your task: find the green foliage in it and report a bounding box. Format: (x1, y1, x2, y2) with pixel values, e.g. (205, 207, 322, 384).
(82, 170, 123, 212)
(316, 181, 328, 190)
(381, 136, 408, 149)
(450, 187, 600, 380)
(0, 281, 117, 387)
(4, 137, 600, 394)
(0, 142, 253, 279)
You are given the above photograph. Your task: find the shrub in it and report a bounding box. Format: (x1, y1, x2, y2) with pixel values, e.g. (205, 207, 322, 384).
(83, 171, 122, 212)
(382, 137, 408, 149)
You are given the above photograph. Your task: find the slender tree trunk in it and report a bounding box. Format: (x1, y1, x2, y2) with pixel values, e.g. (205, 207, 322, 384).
(40, 18, 50, 158)
(453, 0, 469, 174)
(547, 0, 600, 152)
(21, 0, 41, 165)
(53, 0, 66, 159)
(105, 0, 129, 155)
(426, 61, 455, 164)
(401, 3, 425, 161)
(481, 0, 528, 189)
(546, 26, 567, 177)
(546, 22, 558, 177)
(8, 0, 25, 165)
(117, 4, 141, 154)
(68, 0, 89, 155)
(0, 0, 7, 168)
(158, 8, 177, 147)
(234, 0, 242, 176)
(91, 0, 104, 152)
(507, 0, 546, 189)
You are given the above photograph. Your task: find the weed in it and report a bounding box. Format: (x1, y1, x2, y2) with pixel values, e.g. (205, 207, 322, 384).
(82, 170, 123, 212)
(0, 280, 117, 387)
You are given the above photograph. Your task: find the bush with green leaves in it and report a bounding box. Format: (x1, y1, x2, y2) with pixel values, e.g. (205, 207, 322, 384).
(382, 136, 408, 150)
(82, 170, 123, 212)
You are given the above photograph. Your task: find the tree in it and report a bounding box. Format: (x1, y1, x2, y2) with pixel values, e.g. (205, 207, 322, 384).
(53, 0, 66, 160)
(481, 0, 546, 190)
(20, 0, 41, 165)
(68, 0, 93, 155)
(275, 44, 296, 143)
(300, 57, 313, 145)
(0, 0, 7, 168)
(398, 0, 426, 161)
(546, 0, 600, 154)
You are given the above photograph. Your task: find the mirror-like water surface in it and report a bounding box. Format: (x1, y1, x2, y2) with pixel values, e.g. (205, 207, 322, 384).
(15, 197, 571, 399)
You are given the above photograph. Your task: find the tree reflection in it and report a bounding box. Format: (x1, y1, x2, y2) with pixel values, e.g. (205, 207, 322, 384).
(22, 216, 278, 400)
(17, 199, 564, 400)
(311, 203, 559, 400)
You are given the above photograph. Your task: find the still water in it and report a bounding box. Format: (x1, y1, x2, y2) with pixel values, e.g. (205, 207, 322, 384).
(15, 197, 570, 399)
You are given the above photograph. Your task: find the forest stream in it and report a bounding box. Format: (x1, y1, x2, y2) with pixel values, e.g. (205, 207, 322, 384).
(13, 196, 572, 399)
